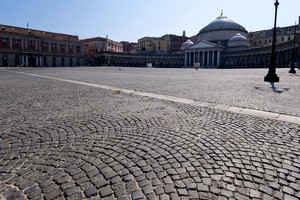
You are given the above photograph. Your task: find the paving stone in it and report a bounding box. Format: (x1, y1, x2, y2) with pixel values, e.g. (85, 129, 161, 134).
(42, 184, 57, 194)
(164, 184, 175, 194)
(146, 192, 158, 200)
(74, 176, 89, 185)
(262, 193, 274, 200)
(284, 194, 298, 200)
(84, 186, 97, 198)
(65, 186, 80, 196)
(99, 185, 114, 198)
(126, 180, 138, 192)
(249, 189, 261, 198)
(274, 191, 284, 199)
(234, 192, 250, 200)
(132, 190, 144, 199)
(188, 190, 199, 199)
(170, 193, 180, 200)
(44, 188, 62, 200)
(258, 185, 273, 195)
(283, 186, 295, 195)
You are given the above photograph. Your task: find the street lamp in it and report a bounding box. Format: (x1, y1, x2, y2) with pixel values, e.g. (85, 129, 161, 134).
(264, 0, 280, 82)
(289, 24, 298, 74)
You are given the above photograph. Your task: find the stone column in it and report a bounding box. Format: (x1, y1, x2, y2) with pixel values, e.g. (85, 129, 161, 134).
(185, 52, 187, 66)
(193, 52, 196, 65)
(217, 51, 220, 67)
(212, 50, 215, 67)
(207, 51, 210, 67)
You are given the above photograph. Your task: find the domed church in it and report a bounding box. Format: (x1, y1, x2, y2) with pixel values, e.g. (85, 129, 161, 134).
(183, 12, 251, 67)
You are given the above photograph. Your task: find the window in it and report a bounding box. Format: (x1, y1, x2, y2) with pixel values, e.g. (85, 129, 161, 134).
(42, 41, 48, 52)
(60, 44, 65, 52)
(12, 38, 21, 50)
(28, 40, 35, 51)
(1, 37, 9, 48)
(51, 43, 57, 53)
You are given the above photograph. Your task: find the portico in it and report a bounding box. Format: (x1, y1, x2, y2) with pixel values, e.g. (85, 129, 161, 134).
(185, 40, 223, 68)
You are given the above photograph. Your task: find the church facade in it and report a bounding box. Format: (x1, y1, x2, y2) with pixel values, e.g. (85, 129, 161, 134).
(183, 14, 300, 68)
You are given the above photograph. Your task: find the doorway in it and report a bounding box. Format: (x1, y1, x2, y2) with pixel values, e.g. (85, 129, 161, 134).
(28, 56, 36, 67)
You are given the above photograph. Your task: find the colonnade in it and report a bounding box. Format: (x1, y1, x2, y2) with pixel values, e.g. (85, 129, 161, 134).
(221, 46, 299, 68)
(91, 52, 185, 67)
(185, 50, 220, 68)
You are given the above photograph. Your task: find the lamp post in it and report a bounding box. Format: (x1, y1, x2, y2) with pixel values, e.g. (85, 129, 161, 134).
(264, 0, 280, 82)
(289, 24, 298, 74)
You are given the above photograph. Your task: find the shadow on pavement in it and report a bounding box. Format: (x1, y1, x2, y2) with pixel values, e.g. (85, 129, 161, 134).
(270, 82, 289, 94)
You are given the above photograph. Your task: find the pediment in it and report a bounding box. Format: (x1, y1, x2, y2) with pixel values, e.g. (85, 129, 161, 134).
(188, 40, 221, 50)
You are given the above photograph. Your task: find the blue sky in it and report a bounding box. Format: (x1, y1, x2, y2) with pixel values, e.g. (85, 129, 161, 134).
(1, 0, 299, 42)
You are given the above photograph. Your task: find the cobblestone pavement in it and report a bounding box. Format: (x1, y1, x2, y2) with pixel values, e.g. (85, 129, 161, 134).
(0, 68, 300, 200)
(4, 67, 300, 117)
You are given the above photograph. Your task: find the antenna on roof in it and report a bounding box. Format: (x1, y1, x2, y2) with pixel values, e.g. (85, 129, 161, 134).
(106, 34, 108, 39)
(27, 22, 29, 29)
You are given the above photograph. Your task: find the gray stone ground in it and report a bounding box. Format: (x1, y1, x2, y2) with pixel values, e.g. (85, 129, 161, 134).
(5, 67, 300, 117)
(0, 67, 300, 200)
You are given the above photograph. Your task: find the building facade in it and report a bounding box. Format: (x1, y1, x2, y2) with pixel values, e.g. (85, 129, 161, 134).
(249, 24, 299, 47)
(138, 36, 169, 54)
(138, 32, 189, 54)
(0, 24, 85, 67)
(183, 14, 300, 68)
(120, 41, 138, 53)
(81, 37, 123, 56)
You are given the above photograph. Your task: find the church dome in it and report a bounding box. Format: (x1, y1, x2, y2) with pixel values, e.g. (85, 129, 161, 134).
(199, 16, 246, 34)
(228, 33, 248, 42)
(180, 39, 194, 50)
(228, 33, 250, 47)
(196, 14, 248, 46)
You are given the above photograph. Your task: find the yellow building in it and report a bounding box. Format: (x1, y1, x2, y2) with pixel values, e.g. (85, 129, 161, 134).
(249, 24, 299, 47)
(138, 36, 169, 53)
